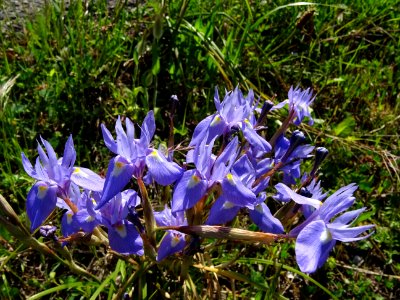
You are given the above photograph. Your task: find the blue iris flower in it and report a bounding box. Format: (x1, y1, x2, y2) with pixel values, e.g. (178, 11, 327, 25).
(172, 135, 257, 213)
(98, 189, 144, 255)
(66, 190, 102, 235)
(275, 182, 374, 273)
(190, 87, 271, 152)
(255, 131, 314, 185)
(154, 206, 187, 261)
(21, 136, 104, 231)
(97, 111, 183, 209)
(272, 86, 315, 126)
(206, 154, 284, 234)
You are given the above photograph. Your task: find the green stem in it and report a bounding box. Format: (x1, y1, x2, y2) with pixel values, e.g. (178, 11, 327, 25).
(112, 261, 154, 300)
(137, 178, 157, 258)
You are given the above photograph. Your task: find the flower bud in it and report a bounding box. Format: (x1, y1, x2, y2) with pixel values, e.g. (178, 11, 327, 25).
(289, 130, 306, 147)
(170, 95, 179, 115)
(310, 147, 329, 176)
(299, 187, 313, 198)
(257, 100, 274, 126)
(282, 130, 306, 162)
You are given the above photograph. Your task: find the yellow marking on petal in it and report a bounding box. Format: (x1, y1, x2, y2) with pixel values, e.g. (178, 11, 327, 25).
(112, 160, 126, 177)
(67, 212, 73, 224)
(73, 167, 89, 178)
(226, 173, 235, 184)
(187, 174, 201, 188)
(115, 223, 127, 238)
(85, 215, 95, 222)
(171, 234, 181, 247)
(210, 115, 222, 127)
(37, 185, 48, 199)
(223, 201, 235, 209)
(150, 150, 163, 162)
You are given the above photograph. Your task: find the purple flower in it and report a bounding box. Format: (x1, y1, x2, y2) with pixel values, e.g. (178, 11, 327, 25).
(206, 155, 283, 233)
(72, 193, 101, 233)
(172, 136, 256, 212)
(190, 87, 271, 152)
(277, 183, 374, 273)
(272, 86, 315, 126)
(97, 111, 183, 209)
(99, 190, 143, 255)
(154, 206, 187, 261)
(21, 136, 103, 231)
(21, 136, 75, 197)
(60, 184, 86, 237)
(256, 132, 314, 186)
(60, 186, 143, 254)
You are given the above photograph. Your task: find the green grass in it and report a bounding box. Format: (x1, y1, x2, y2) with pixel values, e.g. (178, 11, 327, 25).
(1, 0, 399, 298)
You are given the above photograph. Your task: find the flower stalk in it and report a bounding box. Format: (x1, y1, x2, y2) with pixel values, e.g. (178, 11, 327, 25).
(137, 177, 157, 254)
(157, 225, 288, 244)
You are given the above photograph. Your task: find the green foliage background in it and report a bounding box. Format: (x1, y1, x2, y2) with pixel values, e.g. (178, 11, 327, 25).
(0, 0, 399, 298)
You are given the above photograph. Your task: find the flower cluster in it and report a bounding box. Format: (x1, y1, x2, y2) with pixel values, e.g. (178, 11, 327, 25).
(21, 86, 374, 273)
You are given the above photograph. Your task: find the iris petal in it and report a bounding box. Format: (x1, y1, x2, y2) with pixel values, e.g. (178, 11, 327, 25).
(221, 173, 256, 209)
(61, 210, 78, 237)
(189, 115, 213, 147)
(249, 203, 284, 234)
(108, 221, 144, 255)
(101, 123, 118, 154)
(73, 210, 99, 233)
(21, 153, 42, 181)
(206, 196, 240, 225)
(96, 156, 134, 210)
(330, 208, 366, 227)
(172, 170, 207, 212)
(157, 232, 186, 262)
(26, 181, 57, 231)
(295, 220, 334, 273)
(71, 167, 105, 192)
(241, 120, 271, 152)
(140, 111, 156, 146)
(329, 224, 375, 242)
(319, 183, 357, 221)
(62, 135, 76, 169)
(115, 116, 131, 159)
(275, 183, 322, 209)
(146, 149, 183, 185)
(210, 137, 239, 181)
